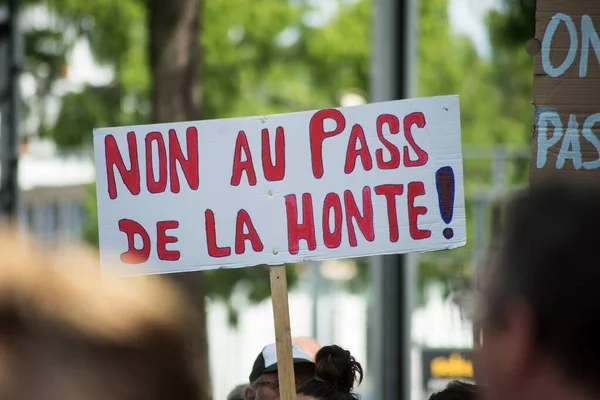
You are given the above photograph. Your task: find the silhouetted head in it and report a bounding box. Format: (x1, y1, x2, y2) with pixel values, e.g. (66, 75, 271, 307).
(228, 384, 247, 400)
(429, 381, 478, 400)
(296, 345, 363, 400)
(481, 181, 600, 400)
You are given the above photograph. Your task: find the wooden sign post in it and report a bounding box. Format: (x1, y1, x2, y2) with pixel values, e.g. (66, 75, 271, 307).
(269, 265, 296, 400)
(92, 95, 466, 400)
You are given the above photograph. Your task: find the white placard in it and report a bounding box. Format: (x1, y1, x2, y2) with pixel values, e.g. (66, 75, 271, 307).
(93, 95, 466, 276)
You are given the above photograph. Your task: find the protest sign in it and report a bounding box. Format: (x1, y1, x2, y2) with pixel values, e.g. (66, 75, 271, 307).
(94, 95, 465, 400)
(530, 1, 600, 182)
(93, 95, 466, 275)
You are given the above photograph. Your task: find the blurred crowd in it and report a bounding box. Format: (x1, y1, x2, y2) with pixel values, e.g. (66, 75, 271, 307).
(0, 181, 597, 400)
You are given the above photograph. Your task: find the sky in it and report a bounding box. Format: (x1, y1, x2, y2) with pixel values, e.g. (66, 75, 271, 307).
(448, 0, 500, 58)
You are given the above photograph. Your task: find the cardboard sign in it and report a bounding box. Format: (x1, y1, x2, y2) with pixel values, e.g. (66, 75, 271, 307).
(530, 1, 600, 182)
(93, 95, 466, 275)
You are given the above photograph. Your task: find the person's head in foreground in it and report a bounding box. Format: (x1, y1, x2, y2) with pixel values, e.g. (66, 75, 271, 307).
(0, 232, 200, 400)
(481, 182, 600, 400)
(429, 380, 478, 400)
(296, 345, 363, 400)
(292, 337, 322, 361)
(245, 342, 315, 400)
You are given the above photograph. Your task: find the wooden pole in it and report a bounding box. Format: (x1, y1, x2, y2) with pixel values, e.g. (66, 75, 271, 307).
(269, 264, 296, 400)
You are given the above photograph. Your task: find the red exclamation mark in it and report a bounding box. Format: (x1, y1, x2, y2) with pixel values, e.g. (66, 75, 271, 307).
(436, 166, 455, 240)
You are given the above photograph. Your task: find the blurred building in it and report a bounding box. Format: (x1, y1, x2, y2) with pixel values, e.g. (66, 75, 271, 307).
(15, 138, 94, 244)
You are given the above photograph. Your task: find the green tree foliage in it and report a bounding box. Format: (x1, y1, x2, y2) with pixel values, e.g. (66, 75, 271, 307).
(413, 0, 535, 301)
(52, 84, 123, 146)
(416, 0, 535, 302)
(489, 0, 535, 47)
(26, 0, 374, 319)
(16, 0, 536, 307)
(487, 0, 535, 184)
(414, 0, 494, 298)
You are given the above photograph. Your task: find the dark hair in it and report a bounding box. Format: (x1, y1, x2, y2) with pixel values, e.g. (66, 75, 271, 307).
(484, 181, 600, 392)
(227, 384, 246, 400)
(429, 381, 477, 400)
(297, 345, 363, 400)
